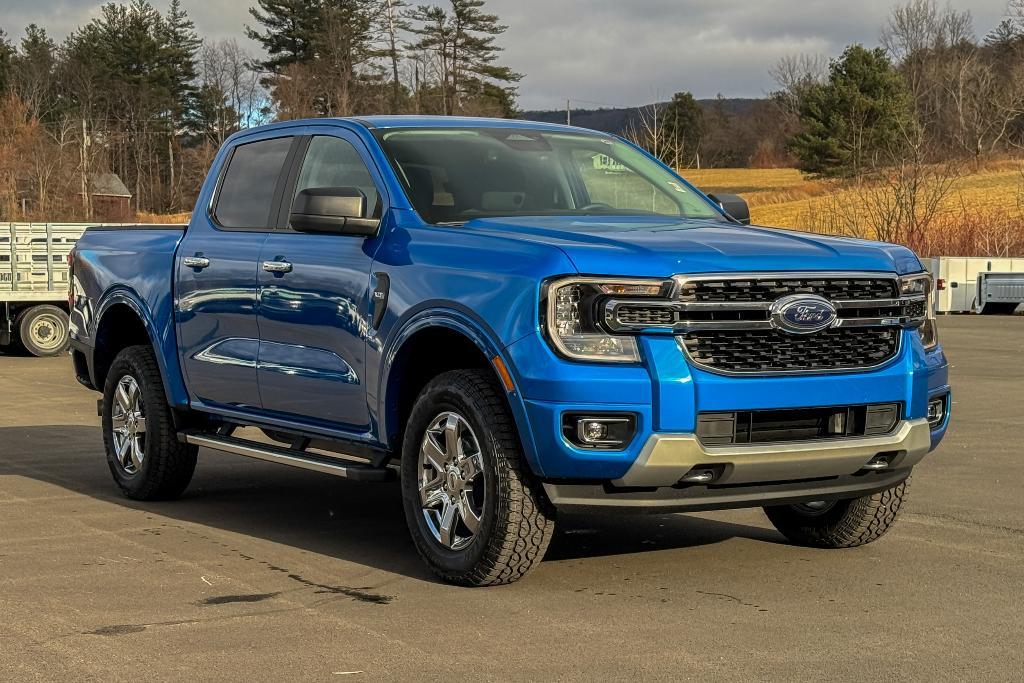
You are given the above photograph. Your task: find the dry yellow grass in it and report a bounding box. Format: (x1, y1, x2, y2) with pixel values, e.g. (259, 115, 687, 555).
(678, 165, 1024, 230)
(136, 211, 191, 224)
(681, 168, 832, 208)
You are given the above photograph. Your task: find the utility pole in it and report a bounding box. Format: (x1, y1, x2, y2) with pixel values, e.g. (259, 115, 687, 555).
(566, 99, 571, 126)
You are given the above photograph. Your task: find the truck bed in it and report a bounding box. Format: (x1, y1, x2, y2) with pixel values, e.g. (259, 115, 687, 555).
(71, 224, 188, 396)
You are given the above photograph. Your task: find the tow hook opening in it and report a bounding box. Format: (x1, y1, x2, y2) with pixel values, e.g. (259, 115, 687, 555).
(861, 450, 901, 472)
(676, 464, 726, 486)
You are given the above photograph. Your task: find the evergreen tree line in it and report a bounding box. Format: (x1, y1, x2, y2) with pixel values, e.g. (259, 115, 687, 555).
(0, 0, 518, 219)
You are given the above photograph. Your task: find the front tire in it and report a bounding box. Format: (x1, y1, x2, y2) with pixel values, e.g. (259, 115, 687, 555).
(400, 369, 555, 586)
(102, 345, 197, 500)
(763, 479, 909, 548)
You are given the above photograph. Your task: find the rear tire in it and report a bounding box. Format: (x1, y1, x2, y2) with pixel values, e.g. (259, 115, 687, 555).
(763, 479, 909, 548)
(102, 345, 197, 500)
(400, 369, 555, 586)
(15, 305, 70, 357)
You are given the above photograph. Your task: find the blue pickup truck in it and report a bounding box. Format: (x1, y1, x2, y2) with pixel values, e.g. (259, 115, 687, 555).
(69, 116, 950, 585)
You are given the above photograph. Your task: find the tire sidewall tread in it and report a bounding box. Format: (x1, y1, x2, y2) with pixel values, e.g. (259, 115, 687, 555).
(400, 369, 555, 586)
(764, 478, 910, 548)
(101, 345, 197, 501)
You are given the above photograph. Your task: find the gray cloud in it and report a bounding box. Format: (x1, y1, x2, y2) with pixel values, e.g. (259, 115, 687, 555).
(0, 0, 1009, 109)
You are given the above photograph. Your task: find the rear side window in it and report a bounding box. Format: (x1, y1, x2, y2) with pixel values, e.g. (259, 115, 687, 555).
(214, 137, 293, 229)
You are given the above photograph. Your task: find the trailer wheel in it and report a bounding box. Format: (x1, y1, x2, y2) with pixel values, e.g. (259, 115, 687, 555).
(15, 305, 70, 357)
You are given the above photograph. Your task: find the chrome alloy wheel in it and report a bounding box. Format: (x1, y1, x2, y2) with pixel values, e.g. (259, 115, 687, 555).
(111, 375, 147, 476)
(418, 412, 485, 551)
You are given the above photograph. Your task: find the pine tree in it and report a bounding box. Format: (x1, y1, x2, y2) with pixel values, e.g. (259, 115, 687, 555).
(246, 0, 322, 72)
(0, 29, 14, 95)
(410, 0, 520, 115)
(790, 45, 915, 177)
(13, 24, 58, 120)
(985, 18, 1021, 55)
(449, 0, 519, 111)
(160, 0, 201, 119)
(660, 92, 705, 169)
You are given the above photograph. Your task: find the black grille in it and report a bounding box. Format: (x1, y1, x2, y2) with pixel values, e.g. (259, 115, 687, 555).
(615, 305, 676, 326)
(679, 277, 897, 303)
(696, 403, 901, 445)
(682, 327, 900, 372)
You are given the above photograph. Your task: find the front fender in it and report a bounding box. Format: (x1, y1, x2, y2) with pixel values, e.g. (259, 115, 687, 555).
(374, 306, 546, 477)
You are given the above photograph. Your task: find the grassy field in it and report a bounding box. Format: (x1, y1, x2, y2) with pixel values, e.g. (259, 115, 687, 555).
(683, 164, 1024, 230)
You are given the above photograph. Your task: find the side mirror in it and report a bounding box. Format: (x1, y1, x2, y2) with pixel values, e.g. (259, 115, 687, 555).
(708, 193, 751, 226)
(290, 187, 380, 236)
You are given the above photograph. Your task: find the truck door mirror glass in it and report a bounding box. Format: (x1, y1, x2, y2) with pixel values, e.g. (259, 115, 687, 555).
(707, 193, 751, 225)
(290, 187, 381, 237)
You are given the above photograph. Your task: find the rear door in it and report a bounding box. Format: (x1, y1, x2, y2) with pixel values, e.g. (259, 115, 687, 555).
(255, 130, 386, 430)
(176, 134, 297, 410)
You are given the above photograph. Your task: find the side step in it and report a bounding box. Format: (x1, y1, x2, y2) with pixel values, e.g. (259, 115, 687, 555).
(181, 432, 395, 482)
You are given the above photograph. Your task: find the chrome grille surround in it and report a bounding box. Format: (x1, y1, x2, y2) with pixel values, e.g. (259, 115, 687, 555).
(600, 272, 925, 375)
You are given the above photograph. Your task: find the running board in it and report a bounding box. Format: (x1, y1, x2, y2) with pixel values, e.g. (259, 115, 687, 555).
(182, 432, 394, 482)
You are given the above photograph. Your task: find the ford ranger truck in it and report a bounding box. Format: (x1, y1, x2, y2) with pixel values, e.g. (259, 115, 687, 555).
(68, 117, 951, 586)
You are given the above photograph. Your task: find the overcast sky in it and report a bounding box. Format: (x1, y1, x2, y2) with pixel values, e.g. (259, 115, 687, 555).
(0, 0, 1011, 109)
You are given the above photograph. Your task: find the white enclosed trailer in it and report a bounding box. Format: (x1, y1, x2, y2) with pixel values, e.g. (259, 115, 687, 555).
(925, 256, 1024, 313)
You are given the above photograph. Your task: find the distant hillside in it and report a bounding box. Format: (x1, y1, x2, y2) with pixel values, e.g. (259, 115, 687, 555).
(521, 98, 762, 134)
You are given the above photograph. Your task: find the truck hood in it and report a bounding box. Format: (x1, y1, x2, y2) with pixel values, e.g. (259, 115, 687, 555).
(458, 216, 923, 276)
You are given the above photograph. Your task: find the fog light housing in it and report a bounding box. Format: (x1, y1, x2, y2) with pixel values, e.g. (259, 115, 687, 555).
(562, 413, 637, 450)
(927, 395, 947, 428)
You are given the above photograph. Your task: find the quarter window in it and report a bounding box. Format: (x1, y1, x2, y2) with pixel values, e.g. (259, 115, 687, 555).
(214, 136, 293, 229)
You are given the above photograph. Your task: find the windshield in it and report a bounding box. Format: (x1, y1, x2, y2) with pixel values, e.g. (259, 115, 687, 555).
(372, 127, 724, 225)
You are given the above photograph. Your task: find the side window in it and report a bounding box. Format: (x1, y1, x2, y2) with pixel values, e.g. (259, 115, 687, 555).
(293, 136, 380, 218)
(214, 136, 293, 229)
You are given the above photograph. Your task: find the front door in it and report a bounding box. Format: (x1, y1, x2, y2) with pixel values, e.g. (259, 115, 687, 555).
(255, 133, 384, 429)
(176, 134, 295, 410)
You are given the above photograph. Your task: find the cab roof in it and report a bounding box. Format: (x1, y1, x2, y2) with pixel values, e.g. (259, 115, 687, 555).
(248, 115, 604, 137)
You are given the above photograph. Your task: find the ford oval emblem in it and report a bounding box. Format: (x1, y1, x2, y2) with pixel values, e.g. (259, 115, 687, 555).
(770, 294, 838, 335)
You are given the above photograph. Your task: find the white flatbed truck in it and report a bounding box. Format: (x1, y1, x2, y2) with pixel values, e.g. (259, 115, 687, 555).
(2, 223, 89, 356)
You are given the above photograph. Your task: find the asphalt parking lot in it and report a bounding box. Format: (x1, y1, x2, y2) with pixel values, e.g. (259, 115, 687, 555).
(1, 317, 1022, 681)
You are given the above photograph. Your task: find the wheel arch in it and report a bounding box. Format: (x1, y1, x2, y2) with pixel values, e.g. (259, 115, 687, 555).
(92, 289, 186, 408)
(378, 310, 543, 476)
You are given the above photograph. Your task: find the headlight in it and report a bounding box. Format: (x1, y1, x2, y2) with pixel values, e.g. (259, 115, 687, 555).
(899, 273, 938, 350)
(543, 277, 671, 362)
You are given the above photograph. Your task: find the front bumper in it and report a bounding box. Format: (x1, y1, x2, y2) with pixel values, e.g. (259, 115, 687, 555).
(505, 327, 950, 505)
(615, 418, 931, 488)
(542, 419, 929, 513)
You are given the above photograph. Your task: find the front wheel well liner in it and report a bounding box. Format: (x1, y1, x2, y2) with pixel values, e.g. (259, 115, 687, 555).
(384, 326, 506, 453)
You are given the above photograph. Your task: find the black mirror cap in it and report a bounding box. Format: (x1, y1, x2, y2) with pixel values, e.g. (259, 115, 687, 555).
(290, 187, 381, 236)
(708, 193, 751, 225)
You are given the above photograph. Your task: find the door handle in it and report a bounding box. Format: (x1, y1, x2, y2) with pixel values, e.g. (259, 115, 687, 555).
(262, 260, 293, 274)
(182, 255, 210, 269)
